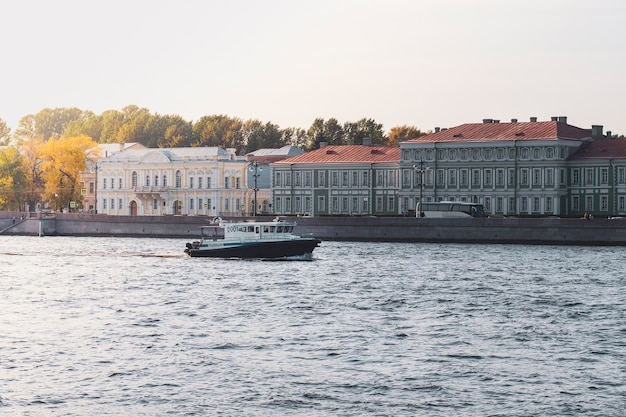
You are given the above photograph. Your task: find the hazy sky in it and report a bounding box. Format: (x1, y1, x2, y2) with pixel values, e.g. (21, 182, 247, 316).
(2, 0, 625, 135)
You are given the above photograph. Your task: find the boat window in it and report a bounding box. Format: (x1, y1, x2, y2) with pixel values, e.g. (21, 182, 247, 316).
(238, 226, 247, 232)
(247, 226, 255, 232)
(255, 226, 260, 234)
(264, 226, 269, 233)
(277, 226, 284, 233)
(270, 226, 276, 233)
(286, 226, 293, 233)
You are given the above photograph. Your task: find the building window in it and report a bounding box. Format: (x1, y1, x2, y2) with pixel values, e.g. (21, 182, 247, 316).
(545, 169, 554, 186)
(362, 171, 369, 186)
(533, 197, 540, 212)
(305, 196, 311, 213)
(146, 175, 150, 186)
(295, 196, 302, 212)
(545, 196, 552, 212)
(224, 177, 229, 189)
(163, 175, 167, 187)
(275, 172, 282, 187)
(388, 196, 394, 212)
(236, 177, 240, 189)
(376, 171, 384, 186)
(496, 169, 504, 186)
(403, 169, 411, 186)
(600, 195, 608, 211)
(496, 197, 503, 212)
(572, 169, 580, 185)
(485, 149, 493, 160)
(110, 178, 114, 189)
(521, 197, 528, 213)
(508, 169, 516, 186)
(521, 148, 530, 159)
(619, 167, 626, 184)
(585, 168, 594, 186)
(376, 196, 383, 212)
(285, 173, 291, 186)
(601, 168, 609, 184)
(206, 176, 211, 188)
(197, 177, 202, 189)
(352, 171, 359, 186)
(305, 171, 312, 187)
(175, 171, 182, 188)
(437, 169, 445, 186)
(572, 196, 580, 212)
(111, 199, 115, 210)
(520, 169, 529, 186)
(118, 178, 122, 189)
(332, 196, 338, 212)
(332, 172, 339, 187)
(460, 169, 468, 186)
(342, 172, 349, 187)
(508, 197, 515, 213)
(118, 199, 123, 210)
(586, 196, 593, 211)
(189, 198, 194, 210)
(189, 177, 194, 189)
(472, 170, 480, 186)
(448, 169, 456, 186)
(484, 169, 492, 186)
(153, 199, 158, 210)
(484, 197, 491, 212)
(103, 199, 107, 209)
(131, 171, 137, 187)
(294, 172, 301, 186)
(533, 169, 542, 186)
(319, 171, 326, 187)
(342, 197, 348, 212)
(533, 148, 542, 159)
(619, 196, 625, 212)
(560, 169, 566, 185)
(546, 147, 554, 159)
(472, 149, 480, 160)
(89, 182, 94, 193)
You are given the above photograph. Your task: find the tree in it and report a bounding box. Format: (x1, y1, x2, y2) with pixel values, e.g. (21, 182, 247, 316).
(39, 135, 99, 212)
(343, 118, 387, 145)
(305, 118, 344, 149)
(19, 137, 46, 211)
(281, 127, 308, 149)
(387, 125, 427, 146)
(0, 118, 11, 146)
(0, 146, 26, 210)
(14, 108, 93, 142)
(192, 115, 244, 150)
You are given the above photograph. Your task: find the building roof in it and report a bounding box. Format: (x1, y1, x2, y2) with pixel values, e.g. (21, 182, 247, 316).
(104, 146, 239, 162)
(246, 145, 304, 158)
(402, 120, 594, 144)
(568, 138, 626, 160)
(273, 145, 400, 165)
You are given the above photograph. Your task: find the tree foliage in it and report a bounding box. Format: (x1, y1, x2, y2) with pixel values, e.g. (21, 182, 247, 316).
(387, 125, 427, 146)
(0, 146, 25, 210)
(0, 118, 11, 146)
(14, 107, 93, 142)
(38, 135, 99, 211)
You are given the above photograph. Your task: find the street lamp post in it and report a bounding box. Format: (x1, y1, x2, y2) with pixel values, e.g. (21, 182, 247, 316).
(413, 159, 431, 217)
(248, 161, 262, 216)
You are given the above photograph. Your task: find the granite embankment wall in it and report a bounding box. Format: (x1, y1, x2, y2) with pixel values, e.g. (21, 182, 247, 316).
(2, 212, 626, 245)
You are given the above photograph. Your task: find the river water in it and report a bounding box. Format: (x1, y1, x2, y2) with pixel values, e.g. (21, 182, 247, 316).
(0, 236, 625, 416)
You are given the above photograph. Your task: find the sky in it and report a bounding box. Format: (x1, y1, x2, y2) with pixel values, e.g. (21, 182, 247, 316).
(1, 0, 625, 135)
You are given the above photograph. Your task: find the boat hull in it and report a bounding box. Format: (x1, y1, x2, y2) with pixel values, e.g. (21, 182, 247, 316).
(185, 238, 321, 259)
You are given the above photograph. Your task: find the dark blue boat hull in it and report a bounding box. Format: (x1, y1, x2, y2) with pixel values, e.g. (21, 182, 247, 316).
(185, 238, 321, 259)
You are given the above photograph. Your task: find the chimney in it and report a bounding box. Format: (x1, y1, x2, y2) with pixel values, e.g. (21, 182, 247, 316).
(434, 127, 440, 133)
(591, 125, 604, 139)
(530, 117, 537, 122)
(511, 118, 518, 123)
(607, 131, 612, 138)
(551, 116, 558, 121)
(482, 118, 493, 124)
(362, 137, 372, 146)
(320, 141, 328, 148)
(558, 116, 567, 124)
(346, 138, 354, 145)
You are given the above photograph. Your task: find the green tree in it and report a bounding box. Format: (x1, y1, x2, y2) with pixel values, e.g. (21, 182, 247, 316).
(306, 118, 344, 149)
(281, 127, 308, 149)
(0, 146, 26, 210)
(14, 107, 93, 142)
(343, 118, 387, 145)
(192, 115, 244, 150)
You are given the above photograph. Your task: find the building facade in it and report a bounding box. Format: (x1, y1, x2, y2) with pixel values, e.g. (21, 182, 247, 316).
(96, 147, 256, 216)
(271, 144, 401, 216)
(399, 117, 625, 217)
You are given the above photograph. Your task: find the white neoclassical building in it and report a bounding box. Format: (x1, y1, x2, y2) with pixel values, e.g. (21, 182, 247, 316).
(96, 146, 265, 216)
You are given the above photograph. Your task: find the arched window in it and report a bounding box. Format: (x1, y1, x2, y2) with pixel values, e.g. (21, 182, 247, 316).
(175, 170, 182, 188)
(131, 171, 138, 187)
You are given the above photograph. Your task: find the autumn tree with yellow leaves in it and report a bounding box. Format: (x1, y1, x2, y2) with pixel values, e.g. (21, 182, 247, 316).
(38, 135, 99, 212)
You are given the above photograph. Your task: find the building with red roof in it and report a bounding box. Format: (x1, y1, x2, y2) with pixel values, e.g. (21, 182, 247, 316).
(399, 116, 626, 217)
(271, 144, 400, 216)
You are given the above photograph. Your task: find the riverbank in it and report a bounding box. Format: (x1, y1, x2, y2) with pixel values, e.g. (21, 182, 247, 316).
(2, 212, 626, 246)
